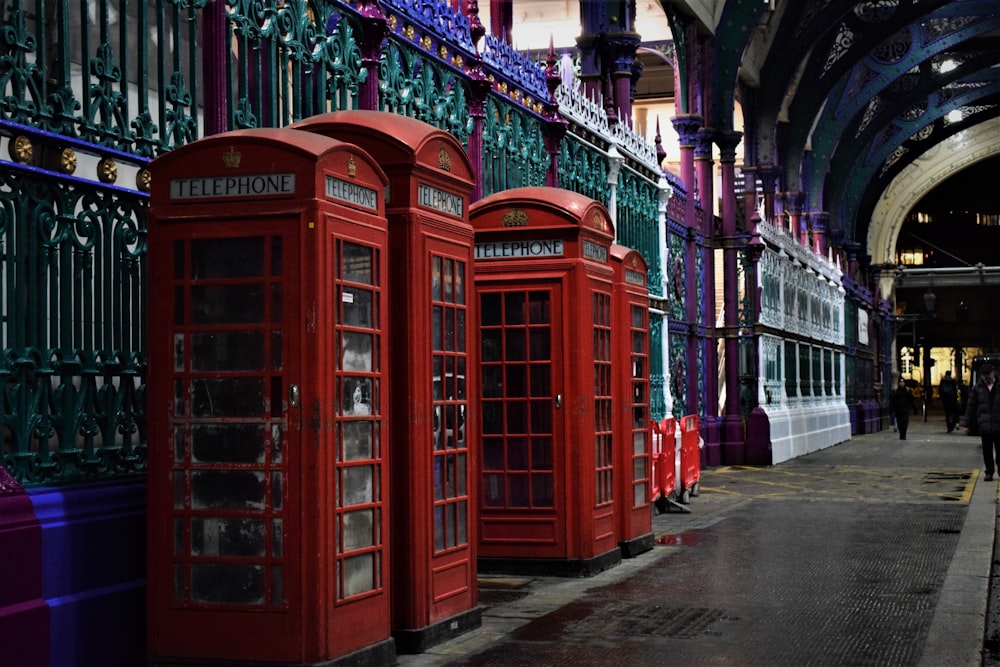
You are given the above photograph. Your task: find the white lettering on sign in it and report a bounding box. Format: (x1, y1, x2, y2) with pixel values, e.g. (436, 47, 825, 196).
(418, 183, 464, 217)
(625, 269, 645, 285)
(170, 173, 296, 199)
(582, 240, 608, 262)
(326, 176, 379, 211)
(474, 239, 564, 259)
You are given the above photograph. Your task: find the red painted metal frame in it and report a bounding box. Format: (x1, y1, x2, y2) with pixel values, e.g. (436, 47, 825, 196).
(146, 128, 391, 664)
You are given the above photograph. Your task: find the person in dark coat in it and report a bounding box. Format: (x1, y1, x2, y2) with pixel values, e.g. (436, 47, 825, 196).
(891, 377, 915, 440)
(939, 370, 959, 432)
(964, 364, 1000, 481)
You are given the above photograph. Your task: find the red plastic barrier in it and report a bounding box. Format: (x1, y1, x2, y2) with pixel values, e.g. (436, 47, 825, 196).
(650, 418, 676, 503)
(679, 414, 701, 503)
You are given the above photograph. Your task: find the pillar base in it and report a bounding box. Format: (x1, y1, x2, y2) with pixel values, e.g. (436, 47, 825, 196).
(701, 416, 722, 467)
(720, 414, 746, 465)
(746, 407, 772, 465)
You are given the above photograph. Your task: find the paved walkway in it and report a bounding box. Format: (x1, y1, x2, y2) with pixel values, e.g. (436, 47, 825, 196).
(397, 410, 997, 666)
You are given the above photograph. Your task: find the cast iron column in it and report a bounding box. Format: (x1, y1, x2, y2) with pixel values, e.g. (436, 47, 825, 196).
(717, 130, 744, 464)
(672, 115, 702, 419)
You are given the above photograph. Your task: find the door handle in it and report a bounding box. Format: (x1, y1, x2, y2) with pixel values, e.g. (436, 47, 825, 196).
(288, 384, 300, 407)
(555, 394, 562, 409)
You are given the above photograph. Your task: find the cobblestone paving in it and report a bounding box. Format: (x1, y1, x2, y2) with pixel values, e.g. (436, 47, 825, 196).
(397, 417, 987, 667)
(451, 500, 964, 666)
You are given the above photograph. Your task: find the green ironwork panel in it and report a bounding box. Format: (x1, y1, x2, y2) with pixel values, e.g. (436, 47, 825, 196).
(0, 169, 146, 485)
(481, 95, 547, 197)
(666, 230, 686, 321)
(668, 330, 687, 419)
(616, 171, 663, 297)
(558, 135, 608, 203)
(227, 0, 366, 129)
(0, 0, 205, 156)
(649, 315, 665, 422)
(378, 37, 471, 143)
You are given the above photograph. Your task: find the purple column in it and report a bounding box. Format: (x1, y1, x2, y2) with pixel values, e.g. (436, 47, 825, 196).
(542, 40, 568, 188)
(811, 211, 829, 256)
(357, 1, 389, 111)
(605, 32, 641, 127)
(756, 165, 779, 225)
(672, 115, 703, 420)
(717, 130, 744, 464)
(202, 0, 228, 135)
(694, 129, 715, 213)
(466, 1, 491, 200)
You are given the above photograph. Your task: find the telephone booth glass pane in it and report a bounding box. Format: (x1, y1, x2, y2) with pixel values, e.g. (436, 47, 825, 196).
(432, 255, 470, 554)
(629, 304, 650, 507)
(334, 240, 384, 600)
(593, 292, 613, 505)
(480, 289, 554, 509)
(169, 234, 287, 609)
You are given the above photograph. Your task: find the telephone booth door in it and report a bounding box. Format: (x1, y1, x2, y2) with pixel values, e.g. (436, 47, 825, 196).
(470, 187, 619, 577)
(147, 128, 393, 666)
(611, 244, 653, 557)
(290, 111, 480, 652)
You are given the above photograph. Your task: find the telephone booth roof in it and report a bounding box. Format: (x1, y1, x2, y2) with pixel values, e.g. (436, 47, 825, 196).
(470, 186, 615, 240)
(291, 110, 475, 187)
(148, 127, 388, 206)
(611, 243, 647, 272)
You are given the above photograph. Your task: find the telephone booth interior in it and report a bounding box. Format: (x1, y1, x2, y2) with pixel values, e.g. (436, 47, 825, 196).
(146, 128, 393, 666)
(610, 244, 653, 558)
(469, 186, 620, 577)
(291, 111, 480, 652)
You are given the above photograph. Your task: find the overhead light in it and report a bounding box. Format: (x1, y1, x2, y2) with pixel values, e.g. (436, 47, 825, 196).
(939, 59, 957, 74)
(947, 109, 963, 123)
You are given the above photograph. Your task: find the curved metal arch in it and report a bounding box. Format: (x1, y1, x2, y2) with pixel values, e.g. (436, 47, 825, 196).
(837, 78, 1000, 240)
(757, 0, 944, 177)
(708, 1, 770, 130)
(803, 10, 1000, 216)
(867, 116, 1000, 265)
(854, 103, 1000, 243)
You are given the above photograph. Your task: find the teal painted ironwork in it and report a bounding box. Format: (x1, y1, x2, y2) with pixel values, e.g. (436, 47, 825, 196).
(616, 172, 662, 297)
(649, 316, 665, 422)
(0, 168, 146, 485)
(558, 135, 608, 203)
(379, 38, 472, 143)
(0, 0, 669, 486)
(481, 95, 547, 197)
(668, 330, 687, 419)
(0, 0, 204, 155)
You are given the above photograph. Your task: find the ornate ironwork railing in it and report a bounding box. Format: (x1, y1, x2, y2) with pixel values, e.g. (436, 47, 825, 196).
(0, 0, 667, 485)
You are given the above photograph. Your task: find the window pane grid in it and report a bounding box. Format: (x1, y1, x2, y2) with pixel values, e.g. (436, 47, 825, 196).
(480, 289, 554, 509)
(432, 255, 470, 553)
(334, 240, 384, 601)
(169, 235, 287, 609)
(629, 305, 650, 509)
(594, 293, 613, 505)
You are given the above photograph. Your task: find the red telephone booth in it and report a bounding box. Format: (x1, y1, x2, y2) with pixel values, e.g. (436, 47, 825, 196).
(146, 128, 393, 665)
(469, 186, 619, 576)
(610, 244, 653, 557)
(291, 111, 480, 652)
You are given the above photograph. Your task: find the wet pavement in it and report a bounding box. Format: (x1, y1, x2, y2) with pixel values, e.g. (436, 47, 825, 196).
(397, 410, 997, 666)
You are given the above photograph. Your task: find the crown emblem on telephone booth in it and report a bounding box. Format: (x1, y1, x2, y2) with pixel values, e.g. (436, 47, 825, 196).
(438, 147, 451, 172)
(222, 146, 241, 168)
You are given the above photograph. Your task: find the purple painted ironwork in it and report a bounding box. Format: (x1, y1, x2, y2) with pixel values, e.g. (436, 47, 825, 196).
(202, 0, 228, 136)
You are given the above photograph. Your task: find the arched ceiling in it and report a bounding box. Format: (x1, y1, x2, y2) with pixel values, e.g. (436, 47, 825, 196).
(660, 0, 1000, 260)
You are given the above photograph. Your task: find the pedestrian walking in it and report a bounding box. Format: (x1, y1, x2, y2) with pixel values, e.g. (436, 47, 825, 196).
(891, 377, 915, 440)
(939, 370, 959, 432)
(964, 363, 1000, 480)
